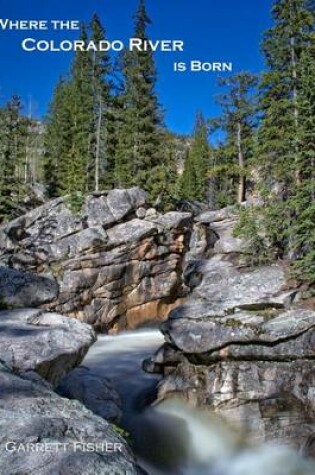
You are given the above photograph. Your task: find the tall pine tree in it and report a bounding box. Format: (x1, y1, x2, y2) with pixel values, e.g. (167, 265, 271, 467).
(0, 96, 28, 221)
(289, 41, 315, 281)
(89, 14, 116, 191)
(210, 73, 258, 204)
(115, 0, 166, 202)
(235, 0, 315, 269)
(179, 112, 210, 202)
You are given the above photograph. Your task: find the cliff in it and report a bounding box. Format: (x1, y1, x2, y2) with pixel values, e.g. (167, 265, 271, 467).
(0, 187, 192, 332)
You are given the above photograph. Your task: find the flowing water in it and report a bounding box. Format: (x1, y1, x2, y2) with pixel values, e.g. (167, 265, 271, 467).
(81, 329, 315, 475)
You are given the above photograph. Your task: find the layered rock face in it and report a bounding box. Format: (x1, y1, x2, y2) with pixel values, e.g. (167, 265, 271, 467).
(0, 188, 192, 331)
(146, 207, 315, 454)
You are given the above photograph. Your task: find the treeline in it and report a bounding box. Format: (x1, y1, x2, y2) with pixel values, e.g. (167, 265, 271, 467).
(0, 96, 44, 219)
(44, 1, 177, 206)
(177, 0, 315, 282)
(231, 0, 315, 283)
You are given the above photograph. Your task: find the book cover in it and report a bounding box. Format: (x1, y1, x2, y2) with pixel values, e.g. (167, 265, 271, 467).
(0, 1, 314, 474)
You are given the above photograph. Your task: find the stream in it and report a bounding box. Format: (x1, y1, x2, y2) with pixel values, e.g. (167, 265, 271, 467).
(81, 329, 315, 475)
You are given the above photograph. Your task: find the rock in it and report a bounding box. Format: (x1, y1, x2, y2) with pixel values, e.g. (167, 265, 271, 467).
(162, 308, 315, 356)
(144, 202, 315, 453)
(145, 208, 158, 219)
(107, 219, 157, 247)
(136, 207, 147, 219)
(211, 219, 244, 254)
(83, 187, 147, 228)
(0, 308, 96, 385)
(0, 363, 141, 475)
(186, 223, 218, 261)
(56, 366, 122, 423)
(106, 188, 147, 221)
(176, 199, 208, 215)
(195, 206, 238, 224)
(0, 266, 58, 308)
(152, 212, 192, 230)
(0, 189, 192, 331)
(147, 268, 315, 453)
(156, 360, 315, 451)
(187, 260, 293, 315)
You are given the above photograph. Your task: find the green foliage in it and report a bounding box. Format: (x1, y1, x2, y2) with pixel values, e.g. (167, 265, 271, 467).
(236, 0, 315, 284)
(210, 72, 258, 206)
(288, 43, 315, 282)
(44, 1, 174, 206)
(0, 96, 30, 222)
(234, 205, 279, 266)
(178, 112, 210, 202)
(64, 192, 85, 215)
(114, 0, 171, 203)
(44, 20, 115, 197)
(111, 424, 132, 445)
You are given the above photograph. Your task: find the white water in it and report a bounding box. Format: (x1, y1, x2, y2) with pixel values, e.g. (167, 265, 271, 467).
(82, 330, 315, 475)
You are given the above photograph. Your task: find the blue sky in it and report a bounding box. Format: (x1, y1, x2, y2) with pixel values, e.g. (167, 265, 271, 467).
(0, 0, 274, 134)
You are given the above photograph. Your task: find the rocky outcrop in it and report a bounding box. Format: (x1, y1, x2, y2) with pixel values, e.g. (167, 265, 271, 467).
(0, 234, 142, 473)
(0, 308, 95, 385)
(0, 266, 58, 308)
(0, 188, 192, 331)
(56, 366, 122, 423)
(0, 362, 141, 475)
(145, 206, 315, 453)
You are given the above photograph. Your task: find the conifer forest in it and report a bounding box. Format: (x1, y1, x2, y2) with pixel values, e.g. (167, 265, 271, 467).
(0, 0, 314, 283)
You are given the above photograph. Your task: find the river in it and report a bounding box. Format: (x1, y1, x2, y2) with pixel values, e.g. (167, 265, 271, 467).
(81, 329, 315, 475)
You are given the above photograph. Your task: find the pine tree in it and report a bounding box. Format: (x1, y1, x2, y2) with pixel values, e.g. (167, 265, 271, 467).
(115, 0, 166, 201)
(89, 13, 115, 191)
(0, 96, 28, 221)
(211, 72, 258, 204)
(289, 43, 315, 281)
(256, 0, 314, 254)
(44, 25, 94, 198)
(44, 78, 73, 197)
(179, 112, 210, 202)
(256, 0, 313, 196)
(235, 0, 315, 268)
(207, 142, 237, 208)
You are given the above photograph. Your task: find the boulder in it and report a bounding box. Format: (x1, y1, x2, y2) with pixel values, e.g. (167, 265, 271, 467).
(186, 260, 294, 315)
(195, 206, 238, 224)
(0, 308, 96, 385)
(0, 266, 58, 308)
(161, 308, 315, 356)
(56, 366, 122, 423)
(0, 362, 141, 475)
(83, 187, 147, 228)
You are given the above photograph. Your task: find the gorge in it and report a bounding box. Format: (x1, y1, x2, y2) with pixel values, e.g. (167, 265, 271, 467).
(0, 187, 315, 474)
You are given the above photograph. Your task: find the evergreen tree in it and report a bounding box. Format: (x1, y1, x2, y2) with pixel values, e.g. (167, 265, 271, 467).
(179, 112, 210, 202)
(89, 14, 116, 191)
(256, 0, 313, 199)
(115, 0, 166, 202)
(211, 72, 258, 204)
(235, 0, 315, 269)
(44, 78, 73, 197)
(44, 25, 94, 198)
(0, 96, 28, 221)
(289, 43, 315, 281)
(207, 142, 237, 208)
